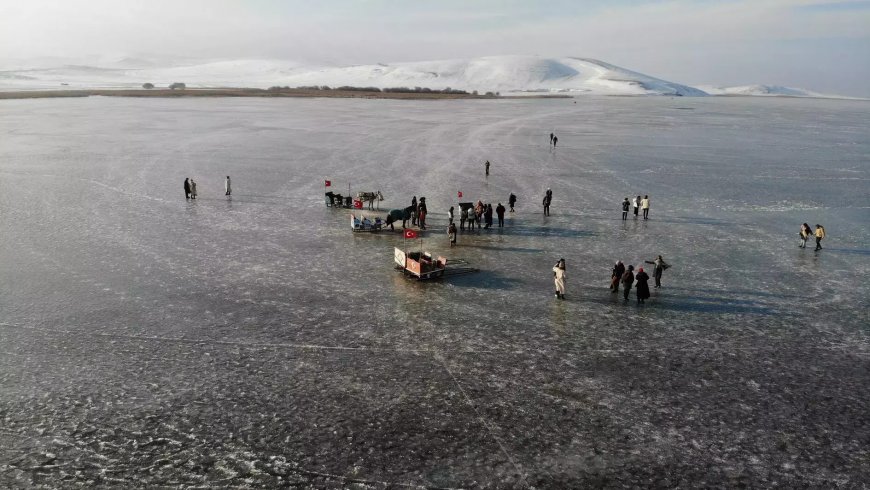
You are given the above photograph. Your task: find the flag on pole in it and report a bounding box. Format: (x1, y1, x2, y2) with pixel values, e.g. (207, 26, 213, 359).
(324, 179, 331, 187)
(353, 199, 363, 209)
(458, 191, 463, 198)
(404, 229, 418, 239)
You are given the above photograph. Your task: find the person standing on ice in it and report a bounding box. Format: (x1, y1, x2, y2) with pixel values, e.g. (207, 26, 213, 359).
(635, 267, 651, 304)
(225, 176, 232, 196)
(550, 133, 554, 146)
(509, 193, 517, 212)
(632, 195, 640, 218)
(553, 258, 566, 300)
(459, 206, 468, 230)
(448, 222, 457, 246)
(553, 135, 558, 148)
(814, 224, 826, 251)
(184, 178, 191, 199)
(448, 206, 454, 225)
(799, 223, 812, 248)
(621, 198, 630, 220)
(611, 260, 625, 293)
(190, 179, 197, 199)
(543, 188, 552, 216)
(411, 196, 418, 226)
(485, 160, 490, 176)
(483, 204, 493, 229)
(496, 203, 506, 227)
(621, 265, 635, 301)
(641, 195, 650, 220)
(418, 197, 427, 230)
(644, 255, 670, 289)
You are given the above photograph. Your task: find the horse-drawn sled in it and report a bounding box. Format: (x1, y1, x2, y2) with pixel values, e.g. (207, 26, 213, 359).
(352, 214, 384, 232)
(394, 247, 447, 280)
(325, 190, 384, 209)
(325, 192, 354, 208)
(356, 191, 384, 210)
(394, 244, 479, 281)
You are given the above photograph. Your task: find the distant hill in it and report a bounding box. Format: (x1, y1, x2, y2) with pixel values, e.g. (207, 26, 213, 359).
(0, 55, 854, 99)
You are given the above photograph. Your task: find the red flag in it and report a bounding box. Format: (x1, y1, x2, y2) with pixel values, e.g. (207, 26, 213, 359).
(404, 229, 418, 239)
(324, 180, 331, 187)
(458, 191, 463, 198)
(353, 199, 363, 209)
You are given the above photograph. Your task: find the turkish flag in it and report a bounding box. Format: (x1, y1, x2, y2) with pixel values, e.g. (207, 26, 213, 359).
(324, 180, 331, 187)
(458, 191, 462, 198)
(404, 229, 418, 239)
(353, 199, 363, 209)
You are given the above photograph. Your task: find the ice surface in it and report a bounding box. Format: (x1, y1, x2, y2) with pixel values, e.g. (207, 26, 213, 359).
(1, 96, 869, 487)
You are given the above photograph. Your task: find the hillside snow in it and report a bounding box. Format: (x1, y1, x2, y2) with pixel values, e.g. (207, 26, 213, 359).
(0, 55, 704, 96)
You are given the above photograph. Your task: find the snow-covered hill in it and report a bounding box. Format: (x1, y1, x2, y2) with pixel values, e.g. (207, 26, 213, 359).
(697, 84, 839, 98)
(0, 55, 704, 96)
(276, 56, 707, 96)
(0, 55, 854, 98)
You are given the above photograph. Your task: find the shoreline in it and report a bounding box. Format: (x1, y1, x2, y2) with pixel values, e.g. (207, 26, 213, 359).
(0, 88, 573, 100)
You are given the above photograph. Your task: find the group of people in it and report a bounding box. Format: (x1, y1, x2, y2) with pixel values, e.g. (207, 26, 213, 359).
(182, 176, 232, 199)
(799, 223, 826, 251)
(622, 195, 651, 220)
(601, 255, 670, 304)
(453, 200, 507, 232)
(602, 258, 661, 304)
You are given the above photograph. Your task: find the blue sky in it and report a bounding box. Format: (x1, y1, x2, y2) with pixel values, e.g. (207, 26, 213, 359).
(1, 0, 868, 96)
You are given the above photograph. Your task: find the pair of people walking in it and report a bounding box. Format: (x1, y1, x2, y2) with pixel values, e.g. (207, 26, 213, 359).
(549, 133, 558, 148)
(183, 178, 198, 199)
(799, 223, 825, 251)
(628, 195, 650, 219)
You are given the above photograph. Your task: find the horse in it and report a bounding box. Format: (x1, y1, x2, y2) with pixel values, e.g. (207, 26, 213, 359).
(356, 191, 384, 210)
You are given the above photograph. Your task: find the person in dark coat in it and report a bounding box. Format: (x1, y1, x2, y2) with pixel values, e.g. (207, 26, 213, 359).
(621, 265, 635, 301)
(635, 267, 650, 304)
(611, 260, 625, 293)
(553, 135, 558, 147)
(485, 160, 490, 176)
(543, 189, 552, 216)
(460, 206, 468, 230)
(418, 197, 427, 230)
(509, 193, 517, 212)
(621, 198, 630, 220)
(411, 196, 418, 225)
(496, 203, 506, 227)
(184, 178, 191, 199)
(484, 204, 493, 229)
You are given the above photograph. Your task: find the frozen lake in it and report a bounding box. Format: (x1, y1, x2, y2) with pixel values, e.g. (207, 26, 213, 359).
(1, 95, 869, 487)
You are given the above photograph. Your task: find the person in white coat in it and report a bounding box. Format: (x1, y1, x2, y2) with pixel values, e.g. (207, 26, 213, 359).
(553, 258, 566, 300)
(225, 176, 232, 196)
